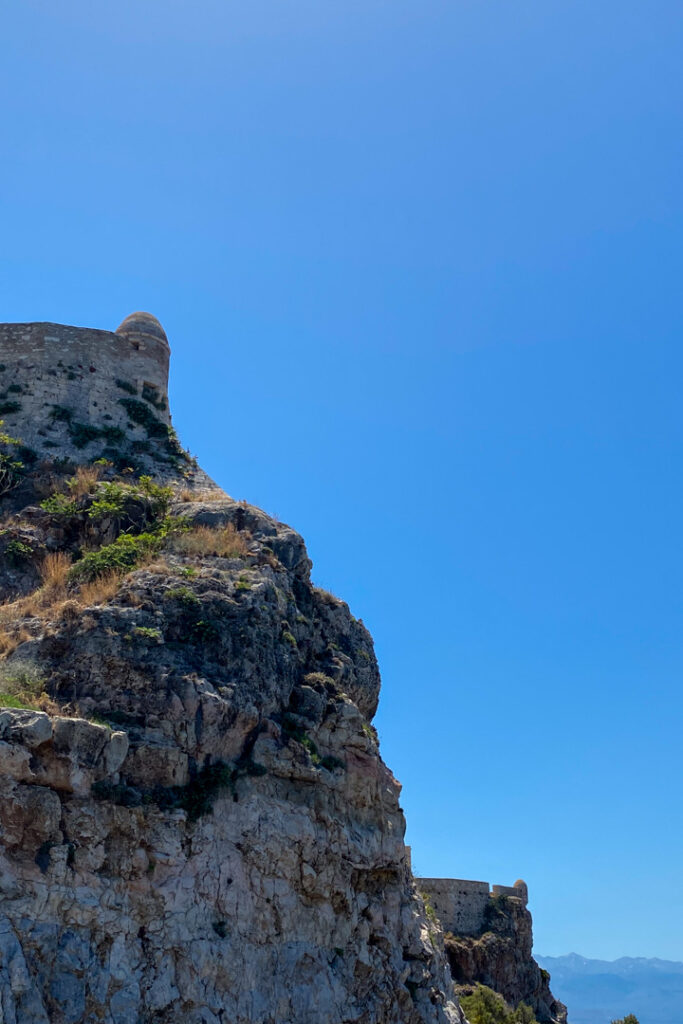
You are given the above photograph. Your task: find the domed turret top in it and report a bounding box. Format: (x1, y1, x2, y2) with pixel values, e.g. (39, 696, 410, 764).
(115, 312, 169, 349)
(513, 880, 529, 902)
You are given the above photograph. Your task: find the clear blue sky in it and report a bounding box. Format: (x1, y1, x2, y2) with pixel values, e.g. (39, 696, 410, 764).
(1, 0, 681, 961)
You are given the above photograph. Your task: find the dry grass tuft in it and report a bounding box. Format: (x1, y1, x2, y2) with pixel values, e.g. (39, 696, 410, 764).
(58, 600, 81, 623)
(0, 628, 17, 656)
(0, 589, 50, 624)
(67, 464, 102, 498)
(0, 558, 73, 622)
(177, 487, 228, 503)
(0, 555, 120, 629)
(171, 524, 250, 559)
(137, 558, 171, 576)
(39, 551, 71, 591)
(77, 573, 121, 607)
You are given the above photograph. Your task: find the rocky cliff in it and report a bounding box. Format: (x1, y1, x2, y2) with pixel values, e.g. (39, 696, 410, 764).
(444, 894, 567, 1023)
(0, 317, 463, 1023)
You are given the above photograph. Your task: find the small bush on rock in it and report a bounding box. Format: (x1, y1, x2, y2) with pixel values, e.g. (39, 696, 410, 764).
(4, 538, 33, 565)
(40, 493, 78, 518)
(0, 421, 25, 496)
(458, 985, 540, 1024)
(0, 659, 55, 712)
(68, 531, 162, 583)
(88, 476, 172, 528)
(118, 397, 168, 438)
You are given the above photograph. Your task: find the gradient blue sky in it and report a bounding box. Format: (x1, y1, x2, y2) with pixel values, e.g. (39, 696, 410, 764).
(1, 1, 682, 960)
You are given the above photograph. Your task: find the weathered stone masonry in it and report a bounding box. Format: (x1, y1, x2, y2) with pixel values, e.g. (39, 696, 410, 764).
(418, 876, 529, 936)
(0, 312, 171, 456)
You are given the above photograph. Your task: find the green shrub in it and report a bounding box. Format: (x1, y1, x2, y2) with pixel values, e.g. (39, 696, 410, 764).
(458, 986, 540, 1024)
(0, 400, 21, 416)
(40, 493, 78, 518)
(118, 397, 168, 438)
(0, 660, 49, 710)
(49, 404, 126, 449)
(0, 694, 31, 709)
(16, 445, 37, 467)
(87, 481, 132, 521)
(132, 626, 163, 642)
(68, 531, 161, 583)
(0, 421, 25, 495)
(281, 714, 320, 763)
(5, 538, 33, 565)
(362, 722, 379, 743)
(115, 378, 137, 396)
(100, 425, 126, 445)
(421, 893, 438, 924)
(165, 585, 200, 607)
(190, 619, 220, 642)
(164, 586, 221, 644)
(65, 474, 176, 583)
(50, 405, 73, 424)
(69, 422, 103, 449)
(142, 383, 167, 411)
(88, 476, 172, 531)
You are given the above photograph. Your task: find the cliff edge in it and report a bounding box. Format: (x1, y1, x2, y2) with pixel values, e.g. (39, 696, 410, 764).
(0, 316, 462, 1023)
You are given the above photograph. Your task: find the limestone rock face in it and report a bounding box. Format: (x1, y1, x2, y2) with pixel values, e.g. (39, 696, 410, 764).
(0, 483, 463, 1022)
(0, 317, 464, 1022)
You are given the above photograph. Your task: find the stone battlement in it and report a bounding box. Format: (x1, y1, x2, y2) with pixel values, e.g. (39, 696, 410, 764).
(418, 875, 529, 936)
(0, 313, 173, 466)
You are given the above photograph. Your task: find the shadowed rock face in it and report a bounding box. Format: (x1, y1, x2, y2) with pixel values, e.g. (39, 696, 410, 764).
(0, 317, 464, 1023)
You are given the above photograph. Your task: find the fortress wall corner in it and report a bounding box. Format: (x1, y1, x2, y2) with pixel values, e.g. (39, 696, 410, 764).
(418, 878, 491, 936)
(0, 320, 171, 455)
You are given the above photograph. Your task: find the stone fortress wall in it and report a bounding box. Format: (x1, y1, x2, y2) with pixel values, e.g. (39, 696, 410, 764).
(418, 874, 529, 936)
(0, 313, 172, 459)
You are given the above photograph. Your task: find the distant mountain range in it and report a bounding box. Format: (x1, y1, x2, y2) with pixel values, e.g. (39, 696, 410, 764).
(537, 953, 683, 1024)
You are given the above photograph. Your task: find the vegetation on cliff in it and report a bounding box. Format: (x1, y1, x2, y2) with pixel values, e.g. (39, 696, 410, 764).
(459, 984, 541, 1024)
(0, 446, 461, 1023)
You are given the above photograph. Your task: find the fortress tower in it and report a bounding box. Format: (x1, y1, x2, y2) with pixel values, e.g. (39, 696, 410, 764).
(0, 313, 182, 473)
(417, 876, 529, 936)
